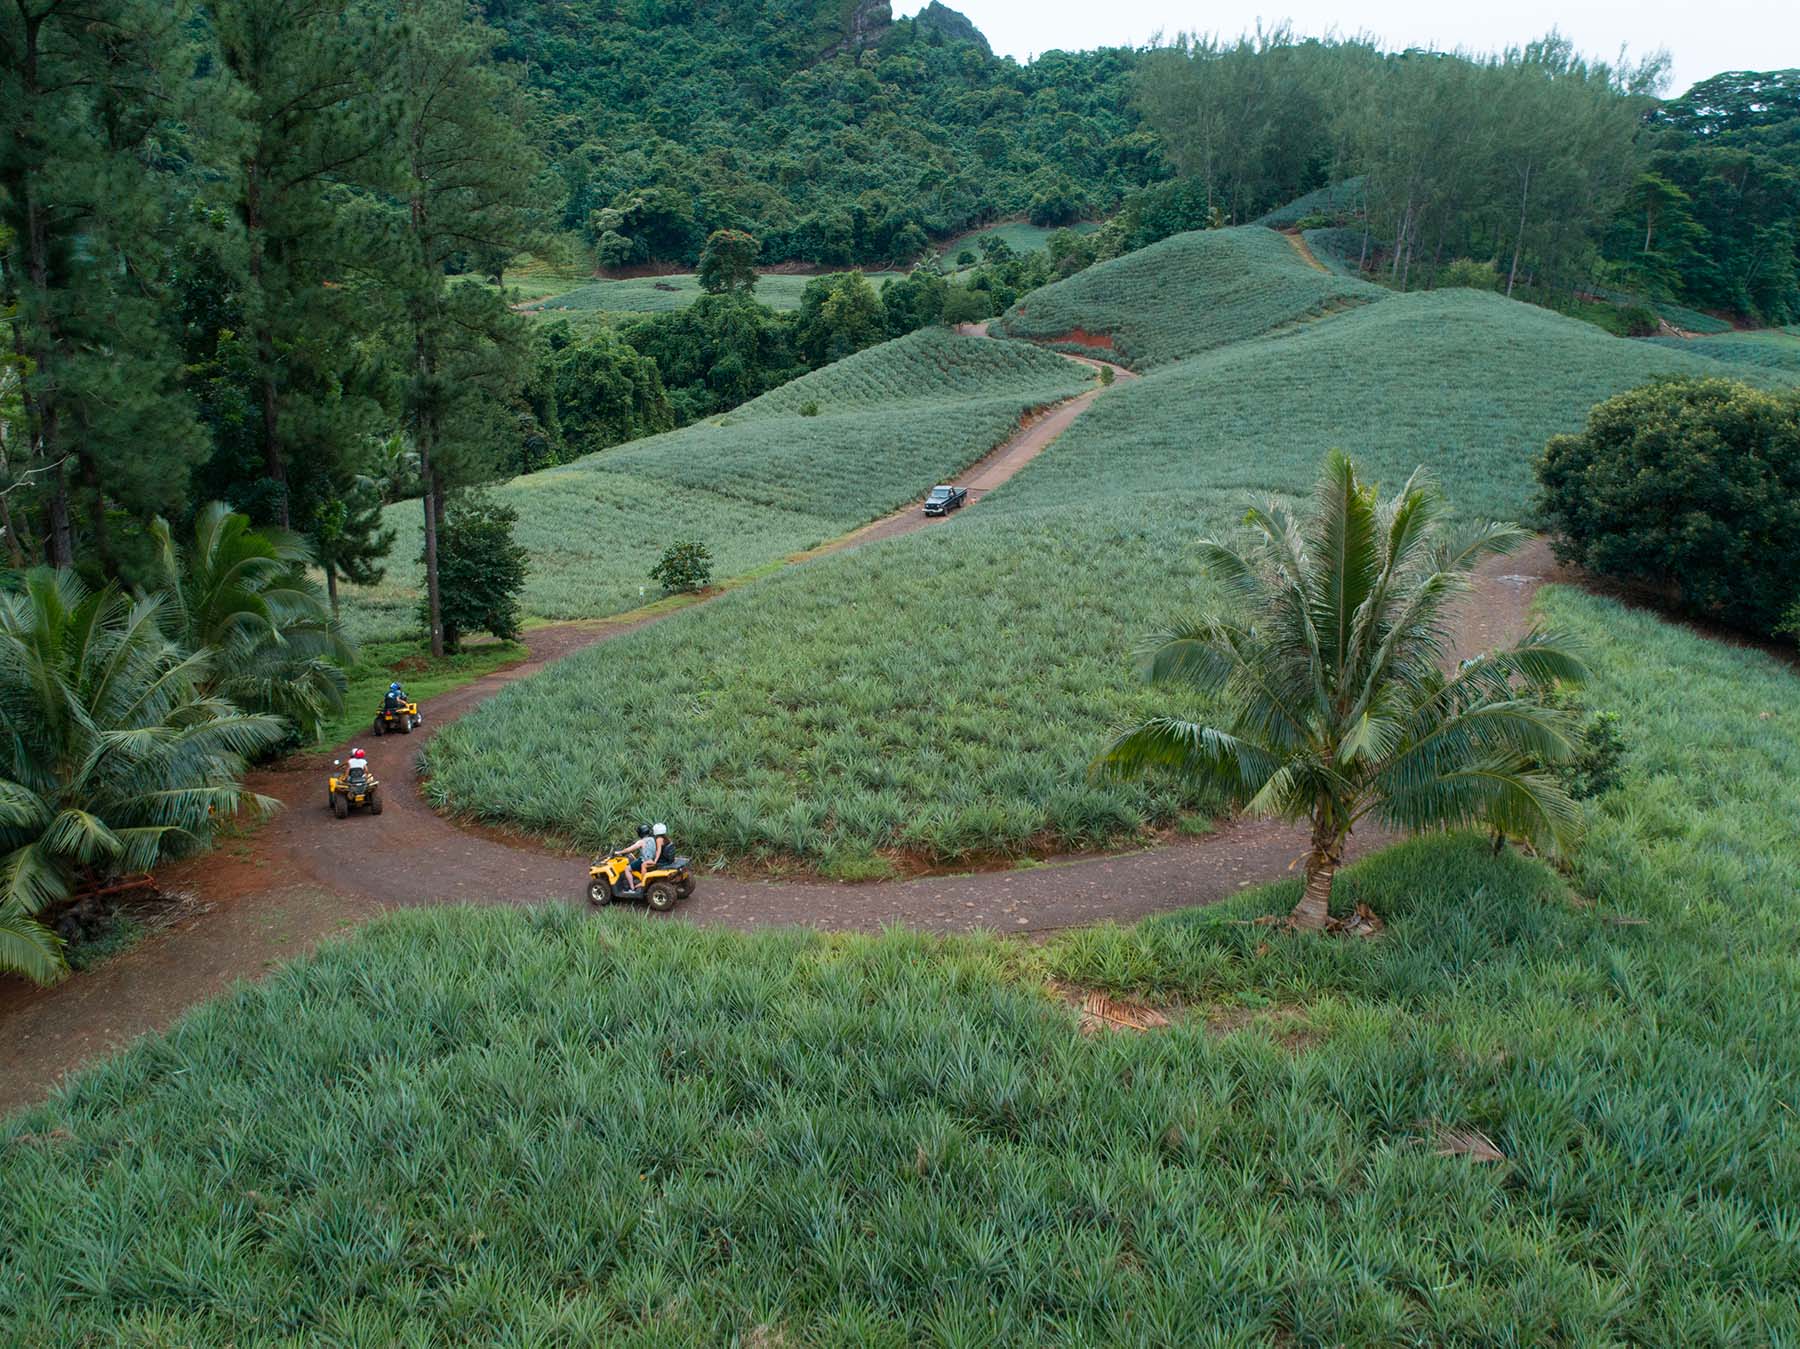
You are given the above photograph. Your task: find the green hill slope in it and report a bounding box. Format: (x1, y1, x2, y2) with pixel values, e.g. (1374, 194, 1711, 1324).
(994, 226, 1387, 368)
(335, 330, 1090, 641)
(990, 288, 1764, 522)
(424, 279, 1784, 867)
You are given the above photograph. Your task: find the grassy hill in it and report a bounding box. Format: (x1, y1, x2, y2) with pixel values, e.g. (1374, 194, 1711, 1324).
(994, 226, 1387, 368)
(334, 330, 1090, 642)
(9, 590, 1798, 1341)
(993, 288, 1762, 523)
(424, 283, 1772, 868)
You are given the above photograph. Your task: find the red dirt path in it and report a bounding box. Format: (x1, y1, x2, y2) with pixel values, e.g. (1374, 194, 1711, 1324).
(0, 338, 1553, 1112)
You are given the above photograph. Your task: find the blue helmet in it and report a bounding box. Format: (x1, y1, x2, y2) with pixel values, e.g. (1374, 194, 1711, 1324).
(389, 681, 402, 693)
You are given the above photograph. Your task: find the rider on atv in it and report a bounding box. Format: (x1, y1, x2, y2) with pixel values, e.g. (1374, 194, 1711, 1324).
(383, 682, 406, 713)
(621, 822, 655, 895)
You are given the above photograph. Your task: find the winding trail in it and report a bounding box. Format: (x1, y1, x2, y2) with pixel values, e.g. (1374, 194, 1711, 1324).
(0, 335, 1557, 1113)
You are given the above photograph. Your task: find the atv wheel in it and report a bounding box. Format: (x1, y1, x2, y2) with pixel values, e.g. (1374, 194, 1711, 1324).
(645, 880, 678, 912)
(373, 718, 385, 735)
(368, 786, 383, 815)
(677, 880, 694, 899)
(587, 877, 612, 906)
(332, 793, 348, 819)
(399, 717, 411, 734)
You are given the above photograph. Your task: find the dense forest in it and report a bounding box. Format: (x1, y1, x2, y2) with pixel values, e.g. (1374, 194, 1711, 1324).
(481, 0, 1158, 264)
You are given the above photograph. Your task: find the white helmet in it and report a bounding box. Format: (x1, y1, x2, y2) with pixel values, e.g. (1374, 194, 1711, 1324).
(652, 822, 667, 837)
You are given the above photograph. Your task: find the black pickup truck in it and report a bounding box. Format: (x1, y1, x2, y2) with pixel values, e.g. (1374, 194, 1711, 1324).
(923, 484, 969, 516)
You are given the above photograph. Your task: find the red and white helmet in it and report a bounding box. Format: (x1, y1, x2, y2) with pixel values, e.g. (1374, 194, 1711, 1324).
(351, 747, 366, 758)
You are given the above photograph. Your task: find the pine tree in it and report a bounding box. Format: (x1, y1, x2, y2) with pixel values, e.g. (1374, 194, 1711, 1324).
(208, 0, 393, 533)
(1, 0, 208, 573)
(382, 0, 539, 656)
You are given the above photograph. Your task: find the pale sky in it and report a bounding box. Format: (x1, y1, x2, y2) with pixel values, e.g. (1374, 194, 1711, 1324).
(895, 0, 1798, 99)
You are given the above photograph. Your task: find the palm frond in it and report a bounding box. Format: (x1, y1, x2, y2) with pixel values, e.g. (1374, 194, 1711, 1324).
(1094, 718, 1277, 798)
(0, 903, 66, 984)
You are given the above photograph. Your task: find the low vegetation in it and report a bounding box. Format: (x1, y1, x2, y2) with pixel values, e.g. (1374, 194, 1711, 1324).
(335, 330, 1090, 642)
(1009, 289, 1774, 523)
(1645, 329, 1800, 375)
(429, 283, 1772, 866)
(8, 587, 1798, 1338)
(995, 227, 1387, 368)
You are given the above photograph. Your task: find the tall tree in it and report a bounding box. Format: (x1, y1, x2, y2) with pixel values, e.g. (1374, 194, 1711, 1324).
(384, 0, 538, 656)
(0, 0, 207, 572)
(208, 0, 393, 531)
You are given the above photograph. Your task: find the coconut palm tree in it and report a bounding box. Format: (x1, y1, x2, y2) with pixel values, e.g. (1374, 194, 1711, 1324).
(0, 570, 283, 982)
(151, 502, 352, 741)
(1097, 451, 1588, 929)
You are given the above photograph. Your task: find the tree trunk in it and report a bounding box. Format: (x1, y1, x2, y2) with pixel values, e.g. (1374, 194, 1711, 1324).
(43, 457, 72, 570)
(78, 451, 114, 578)
(1289, 816, 1344, 930)
(1506, 161, 1532, 299)
(245, 159, 289, 528)
(14, 11, 71, 570)
(324, 561, 339, 616)
(419, 443, 443, 658)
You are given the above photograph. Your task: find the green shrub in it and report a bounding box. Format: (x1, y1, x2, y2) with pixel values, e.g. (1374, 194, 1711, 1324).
(1616, 303, 1661, 336)
(649, 539, 713, 594)
(1536, 377, 1800, 637)
(955, 248, 976, 266)
(427, 493, 530, 652)
(1436, 258, 1498, 291)
(797, 399, 820, 416)
(1098, 365, 1114, 386)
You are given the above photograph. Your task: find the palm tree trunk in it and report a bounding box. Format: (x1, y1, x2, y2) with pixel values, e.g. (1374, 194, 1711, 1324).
(1290, 817, 1343, 929)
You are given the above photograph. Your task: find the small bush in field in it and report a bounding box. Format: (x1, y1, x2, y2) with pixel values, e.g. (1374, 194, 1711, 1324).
(650, 540, 713, 593)
(798, 399, 820, 417)
(1098, 365, 1114, 386)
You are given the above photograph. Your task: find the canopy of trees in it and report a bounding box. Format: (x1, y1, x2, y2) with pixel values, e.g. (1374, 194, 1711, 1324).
(483, 0, 1154, 266)
(1136, 38, 1800, 320)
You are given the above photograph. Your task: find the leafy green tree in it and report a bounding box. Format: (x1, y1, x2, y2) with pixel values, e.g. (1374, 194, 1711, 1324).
(0, 570, 283, 983)
(546, 324, 674, 451)
(622, 294, 804, 423)
(795, 272, 887, 364)
(427, 493, 529, 652)
(698, 229, 760, 294)
(879, 267, 948, 334)
(151, 502, 351, 740)
(1098, 452, 1586, 929)
(1537, 377, 1800, 637)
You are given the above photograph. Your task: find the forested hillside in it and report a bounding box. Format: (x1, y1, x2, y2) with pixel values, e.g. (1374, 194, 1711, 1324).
(484, 0, 1158, 264)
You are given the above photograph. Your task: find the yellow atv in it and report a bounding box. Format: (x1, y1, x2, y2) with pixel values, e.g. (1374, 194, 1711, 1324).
(373, 698, 421, 735)
(327, 761, 383, 818)
(587, 848, 694, 912)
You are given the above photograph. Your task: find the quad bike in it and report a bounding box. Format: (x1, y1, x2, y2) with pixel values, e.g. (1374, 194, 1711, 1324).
(327, 761, 383, 818)
(587, 848, 695, 912)
(373, 698, 422, 735)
